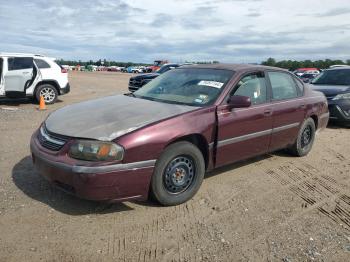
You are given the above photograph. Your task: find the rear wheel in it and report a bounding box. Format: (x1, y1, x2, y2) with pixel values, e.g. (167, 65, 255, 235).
(150, 141, 205, 206)
(35, 84, 58, 104)
(288, 118, 316, 157)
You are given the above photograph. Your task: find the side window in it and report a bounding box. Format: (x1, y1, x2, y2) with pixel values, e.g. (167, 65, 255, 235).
(8, 57, 33, 71)
(34, 59, 50, 69)
(232, 73, 267, 105)
(267, 72, 298, 100)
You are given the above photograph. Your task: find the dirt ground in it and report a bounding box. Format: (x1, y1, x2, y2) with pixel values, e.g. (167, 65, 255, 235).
(0, 71, 349, 262)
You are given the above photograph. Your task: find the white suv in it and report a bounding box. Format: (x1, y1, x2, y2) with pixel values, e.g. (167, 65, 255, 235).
(0, 53, 70, 104)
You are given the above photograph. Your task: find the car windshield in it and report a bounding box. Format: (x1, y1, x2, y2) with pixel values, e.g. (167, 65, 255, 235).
(312, 69, 350, 85)
(134, 68, 234, 106)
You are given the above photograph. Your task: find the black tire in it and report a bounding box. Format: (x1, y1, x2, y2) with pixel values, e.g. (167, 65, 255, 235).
(150, 141, 205, 206)
(288, 118, 316, 157)
(35, 84, 58, 104)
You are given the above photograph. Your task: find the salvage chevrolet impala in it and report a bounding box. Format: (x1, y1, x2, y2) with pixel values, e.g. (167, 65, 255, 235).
(30, 64, 329, 206)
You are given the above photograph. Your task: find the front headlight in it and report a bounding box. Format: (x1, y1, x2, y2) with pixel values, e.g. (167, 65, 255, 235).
(333, 93, 350, 100)
(69, 140, 124, 161)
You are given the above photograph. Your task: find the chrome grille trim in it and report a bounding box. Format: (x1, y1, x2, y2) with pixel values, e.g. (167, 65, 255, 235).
(37, 125, 68, 151)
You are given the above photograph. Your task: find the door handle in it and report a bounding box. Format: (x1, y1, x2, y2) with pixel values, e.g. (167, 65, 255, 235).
(22, 72, 30, 75)
(263, 109, 273, 116)
(299, 104, 306, 109)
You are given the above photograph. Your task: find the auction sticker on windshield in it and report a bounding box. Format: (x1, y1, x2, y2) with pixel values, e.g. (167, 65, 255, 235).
(198, 80, 224, 89)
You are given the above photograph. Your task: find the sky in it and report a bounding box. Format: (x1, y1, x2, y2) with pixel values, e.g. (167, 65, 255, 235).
(1, 0, 350, 63)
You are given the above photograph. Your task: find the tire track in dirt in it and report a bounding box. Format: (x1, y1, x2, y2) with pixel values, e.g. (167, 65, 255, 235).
(102, 199, 216, 261)
(266, 160, 350, 231)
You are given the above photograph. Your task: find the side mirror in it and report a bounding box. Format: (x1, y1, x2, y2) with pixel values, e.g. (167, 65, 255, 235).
(227, 95, 251, 109)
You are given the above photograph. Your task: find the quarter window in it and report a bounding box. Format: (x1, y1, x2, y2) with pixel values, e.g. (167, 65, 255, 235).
(233, 73, 267, 105)
(295, 78, 304, 94)
(268, 72, 298, 100)
(8, 57, 33, 71)
(34, 59, 50, 69)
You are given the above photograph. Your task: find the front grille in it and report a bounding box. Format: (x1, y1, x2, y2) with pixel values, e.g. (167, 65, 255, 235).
(37, 125, 68, 151)
(129, 86, 140, 92)
(128, 78, 142, 88)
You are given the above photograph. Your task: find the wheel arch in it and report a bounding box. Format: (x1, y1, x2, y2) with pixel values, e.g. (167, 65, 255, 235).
(309, 114, 318, 129)
(35, 80, 61, 95)
(167, 134, 209, 170)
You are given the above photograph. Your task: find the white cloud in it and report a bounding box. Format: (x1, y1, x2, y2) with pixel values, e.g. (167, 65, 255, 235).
(0, 0, 349, 62)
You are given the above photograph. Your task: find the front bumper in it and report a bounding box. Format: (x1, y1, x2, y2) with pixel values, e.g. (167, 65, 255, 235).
(59, 83, 70, 95)
(30, 134, 155, 202)
(328, 99, 350, 124)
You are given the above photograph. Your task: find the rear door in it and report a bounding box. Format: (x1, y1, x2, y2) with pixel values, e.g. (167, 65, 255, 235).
(4, 57, 34, 95)
(266, 71, 305, 151)
(215, 71, 273, 167)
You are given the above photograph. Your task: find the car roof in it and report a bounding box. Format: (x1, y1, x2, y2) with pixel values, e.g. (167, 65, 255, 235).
(179, 63, 287, 72)
(0, 52, 47, 58)
(326, 66, 350, 71)
(296, 68, 318, 70)
(163, 63, 179, 66)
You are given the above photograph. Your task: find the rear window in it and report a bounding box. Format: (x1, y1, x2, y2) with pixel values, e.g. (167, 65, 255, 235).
(8, 57, 33, 71)
(34, 59, 51, 69)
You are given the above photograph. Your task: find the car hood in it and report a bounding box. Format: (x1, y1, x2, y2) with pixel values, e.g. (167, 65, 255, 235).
(45, 95, 199, 141)
(131, 73, 159, 80)
(309, 84, 350, 96)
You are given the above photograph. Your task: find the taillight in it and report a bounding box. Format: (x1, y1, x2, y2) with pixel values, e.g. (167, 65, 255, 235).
(61, 68, 68, 73)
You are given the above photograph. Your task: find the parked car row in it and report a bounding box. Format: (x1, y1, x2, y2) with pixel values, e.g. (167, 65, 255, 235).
(293, 68, 321, 83)
(128, 63, 180, 92)
(128, 64, 350, 126)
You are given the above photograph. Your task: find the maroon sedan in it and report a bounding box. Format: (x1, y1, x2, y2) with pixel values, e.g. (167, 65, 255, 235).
(30, 64, 329, 206)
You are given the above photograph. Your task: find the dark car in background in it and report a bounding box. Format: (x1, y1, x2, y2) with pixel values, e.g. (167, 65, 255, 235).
(300, 73, 319, 83)
(128, 63, 179, 92)
(310, 66, 350, 125)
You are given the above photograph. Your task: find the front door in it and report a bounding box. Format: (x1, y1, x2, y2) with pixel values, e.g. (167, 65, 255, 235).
(215, 72, 273, 167)
(4, 57, 34, 96)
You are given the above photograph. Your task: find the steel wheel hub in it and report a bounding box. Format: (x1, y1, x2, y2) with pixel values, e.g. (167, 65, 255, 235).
(301, 125, 312, 148)
(163, 156, 195, 194)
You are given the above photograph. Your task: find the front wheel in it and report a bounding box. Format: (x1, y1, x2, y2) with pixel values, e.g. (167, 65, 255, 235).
(288, 118, 316, 157)
(150, 141, 205, 206)
(35, 84, 58, 104)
